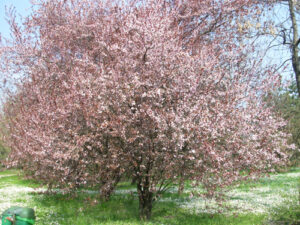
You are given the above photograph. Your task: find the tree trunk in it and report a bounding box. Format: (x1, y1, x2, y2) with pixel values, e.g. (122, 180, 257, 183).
(131, 176, 137, 185)
(100, 173, 121, 201)
(288, 0, 300, 97)
(137, 180, 153, 220)
(178, 176, 185, 195)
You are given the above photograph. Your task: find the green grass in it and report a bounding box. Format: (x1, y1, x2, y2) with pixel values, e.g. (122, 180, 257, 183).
(28, 193, 267, 225)
(0, 168, 299, 225)
(0, 174, 40, 189)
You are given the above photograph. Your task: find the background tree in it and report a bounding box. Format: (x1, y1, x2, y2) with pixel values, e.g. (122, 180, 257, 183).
(248, 0, 300, 97)
(0, 102, 12, 166)
(268, 81, 300, 165)
(0, 0, 294, 220)
(287, 0, 300, 97)
(0, 138, 9, 165)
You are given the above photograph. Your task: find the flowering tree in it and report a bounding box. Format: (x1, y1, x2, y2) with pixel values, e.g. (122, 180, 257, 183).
(0, 0, 293, 219)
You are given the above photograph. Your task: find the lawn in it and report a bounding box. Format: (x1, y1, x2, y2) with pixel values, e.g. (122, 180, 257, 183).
(0, 168, 299, 225)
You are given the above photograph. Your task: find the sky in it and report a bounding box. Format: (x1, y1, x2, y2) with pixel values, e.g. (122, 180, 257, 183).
(0, 0, 32, 106)
(0, 0, 32, 39)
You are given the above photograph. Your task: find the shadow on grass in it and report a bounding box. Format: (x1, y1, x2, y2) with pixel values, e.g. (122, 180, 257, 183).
(29, 191, 266, 225)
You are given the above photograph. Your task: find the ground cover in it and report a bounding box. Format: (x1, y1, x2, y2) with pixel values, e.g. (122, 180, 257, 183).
(0, 168, 299, 225)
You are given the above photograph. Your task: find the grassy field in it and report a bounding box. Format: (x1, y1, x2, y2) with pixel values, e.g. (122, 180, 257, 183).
(0, 168, 299, 225)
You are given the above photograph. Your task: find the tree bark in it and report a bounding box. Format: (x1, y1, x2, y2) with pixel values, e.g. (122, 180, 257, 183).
(288, 0, 300, 97)
(178, 176, 185, 195)
(131, 176, 137, 185)
(100, 172, 121, 201)
(137, 179, 153, 220)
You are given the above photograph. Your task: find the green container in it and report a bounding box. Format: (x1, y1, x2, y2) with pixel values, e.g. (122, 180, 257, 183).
(1, 206, 35, 225)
